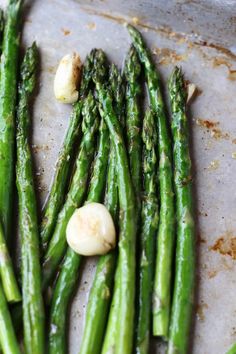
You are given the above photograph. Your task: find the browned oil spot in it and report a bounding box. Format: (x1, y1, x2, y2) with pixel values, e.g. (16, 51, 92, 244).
(194, 41, 236, 61)
(211, 129, 230, 140)
(152, 47, 188, 65)
(213, 57, 231, 69)
(32, 144, 50, 154)
(207, 270, 217, 279)
(213, 57, 236, 80)
(209, 43, 236, 61)
(228, 71, 236, 81)
(196, 119, 230, 140)
(232, 138, 236, 144)
(196, 301, 208, 322)
(61, 28, 71, 36)
(82, 9, 128, 25)
(86, 22, 96, 30)
(210, 232, 236, 260)
(196, 118, 219, 129)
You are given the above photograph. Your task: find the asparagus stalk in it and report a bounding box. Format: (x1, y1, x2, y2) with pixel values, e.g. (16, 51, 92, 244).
(79, 64, 123, 354)
(40, 51, 95, 251)
(123, 45, 142, 208)
(135, 109, 159, 354)
(93, 49, 136, 354)
(127, 24, 175, 339)
(227, 343, 236, 354)
(48, 248, 82, 354)
(0, 219, 21, 303)
(109, 63, 125, 124)
(49, 115, 110, 354)
(80, 253, 116, 354)
(167, 67, 195, 354)
(42, 91, 100, 289)
(0, 9, 4, 52)
(0, 2, 21, 306)
(0, 282, 21, 354)
(0, 0, 23, 243)
(16, 43, 45, 354)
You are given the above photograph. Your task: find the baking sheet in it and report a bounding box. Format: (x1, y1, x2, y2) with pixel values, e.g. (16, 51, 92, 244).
(1, 0, 236, 353)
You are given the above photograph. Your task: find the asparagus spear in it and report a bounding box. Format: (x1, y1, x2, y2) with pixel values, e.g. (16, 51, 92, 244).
(123, 45, 142, 208)
(109, 63, 125, 124)
(0, 282, 21, 354)
(0, 0, 23, 243)
(93, 49, 136, 354)
(0, 219, 21, 303)
(49, 116, 109, 354)
(0, 9, 4, 53)
(0, 2, 21, 306)
(16, 43, 45, 354)
(42, 91, 100, 289)
(167, 67, 195, 354)
(135, 109, 159, 354)
(40, 51, 95, 251)
(127, 24, 175, 338)
(227, 343, 236, 354)
(48, 248, 82, 354)
(79, 64, 123, 354)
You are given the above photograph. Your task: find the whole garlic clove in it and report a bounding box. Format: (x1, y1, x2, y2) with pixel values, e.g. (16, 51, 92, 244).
(54, 53, 81, 104)
(66, 203, 116, 256)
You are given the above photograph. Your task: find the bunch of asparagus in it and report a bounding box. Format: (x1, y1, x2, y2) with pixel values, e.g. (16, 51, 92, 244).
(0, 1, 196, 354)
(43, 29, 195, 354)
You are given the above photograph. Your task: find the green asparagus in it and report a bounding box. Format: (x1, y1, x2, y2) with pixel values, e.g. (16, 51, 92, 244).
(79, 63, 123, 354)
(48, 248, 82, 354)
(0, 9, 4, 53)
(167, 67, 195, 354)
(123, 45, 142, 208)
(127, 24, 175, 339)
(41, 51, 95, 251)
(42, 91, 100, 289)
(0, 0, 23, 243)
(135, 109, 159, 354)
(96, 66, 123, 354)
(227, 343, 236, 354)
(92, 49, 136, 354)
(0, 219, 21, 303)
(49, 115, 109, 354)
(0, 4, 21, 306)
(109, 63, 125, 124)
(0, 282, 21, 354)
(16, 43, 45, 354)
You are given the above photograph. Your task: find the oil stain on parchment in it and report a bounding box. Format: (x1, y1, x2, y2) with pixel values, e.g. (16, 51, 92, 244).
(210, 231, 236, 260)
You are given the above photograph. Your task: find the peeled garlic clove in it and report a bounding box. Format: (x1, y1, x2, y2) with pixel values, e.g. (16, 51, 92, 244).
(54, 53, 81, 104)
(66, 203, 116, 256)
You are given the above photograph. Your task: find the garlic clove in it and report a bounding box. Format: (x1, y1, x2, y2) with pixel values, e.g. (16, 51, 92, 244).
(54, 53, 81, 104)
(66, 203, 116, 256)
